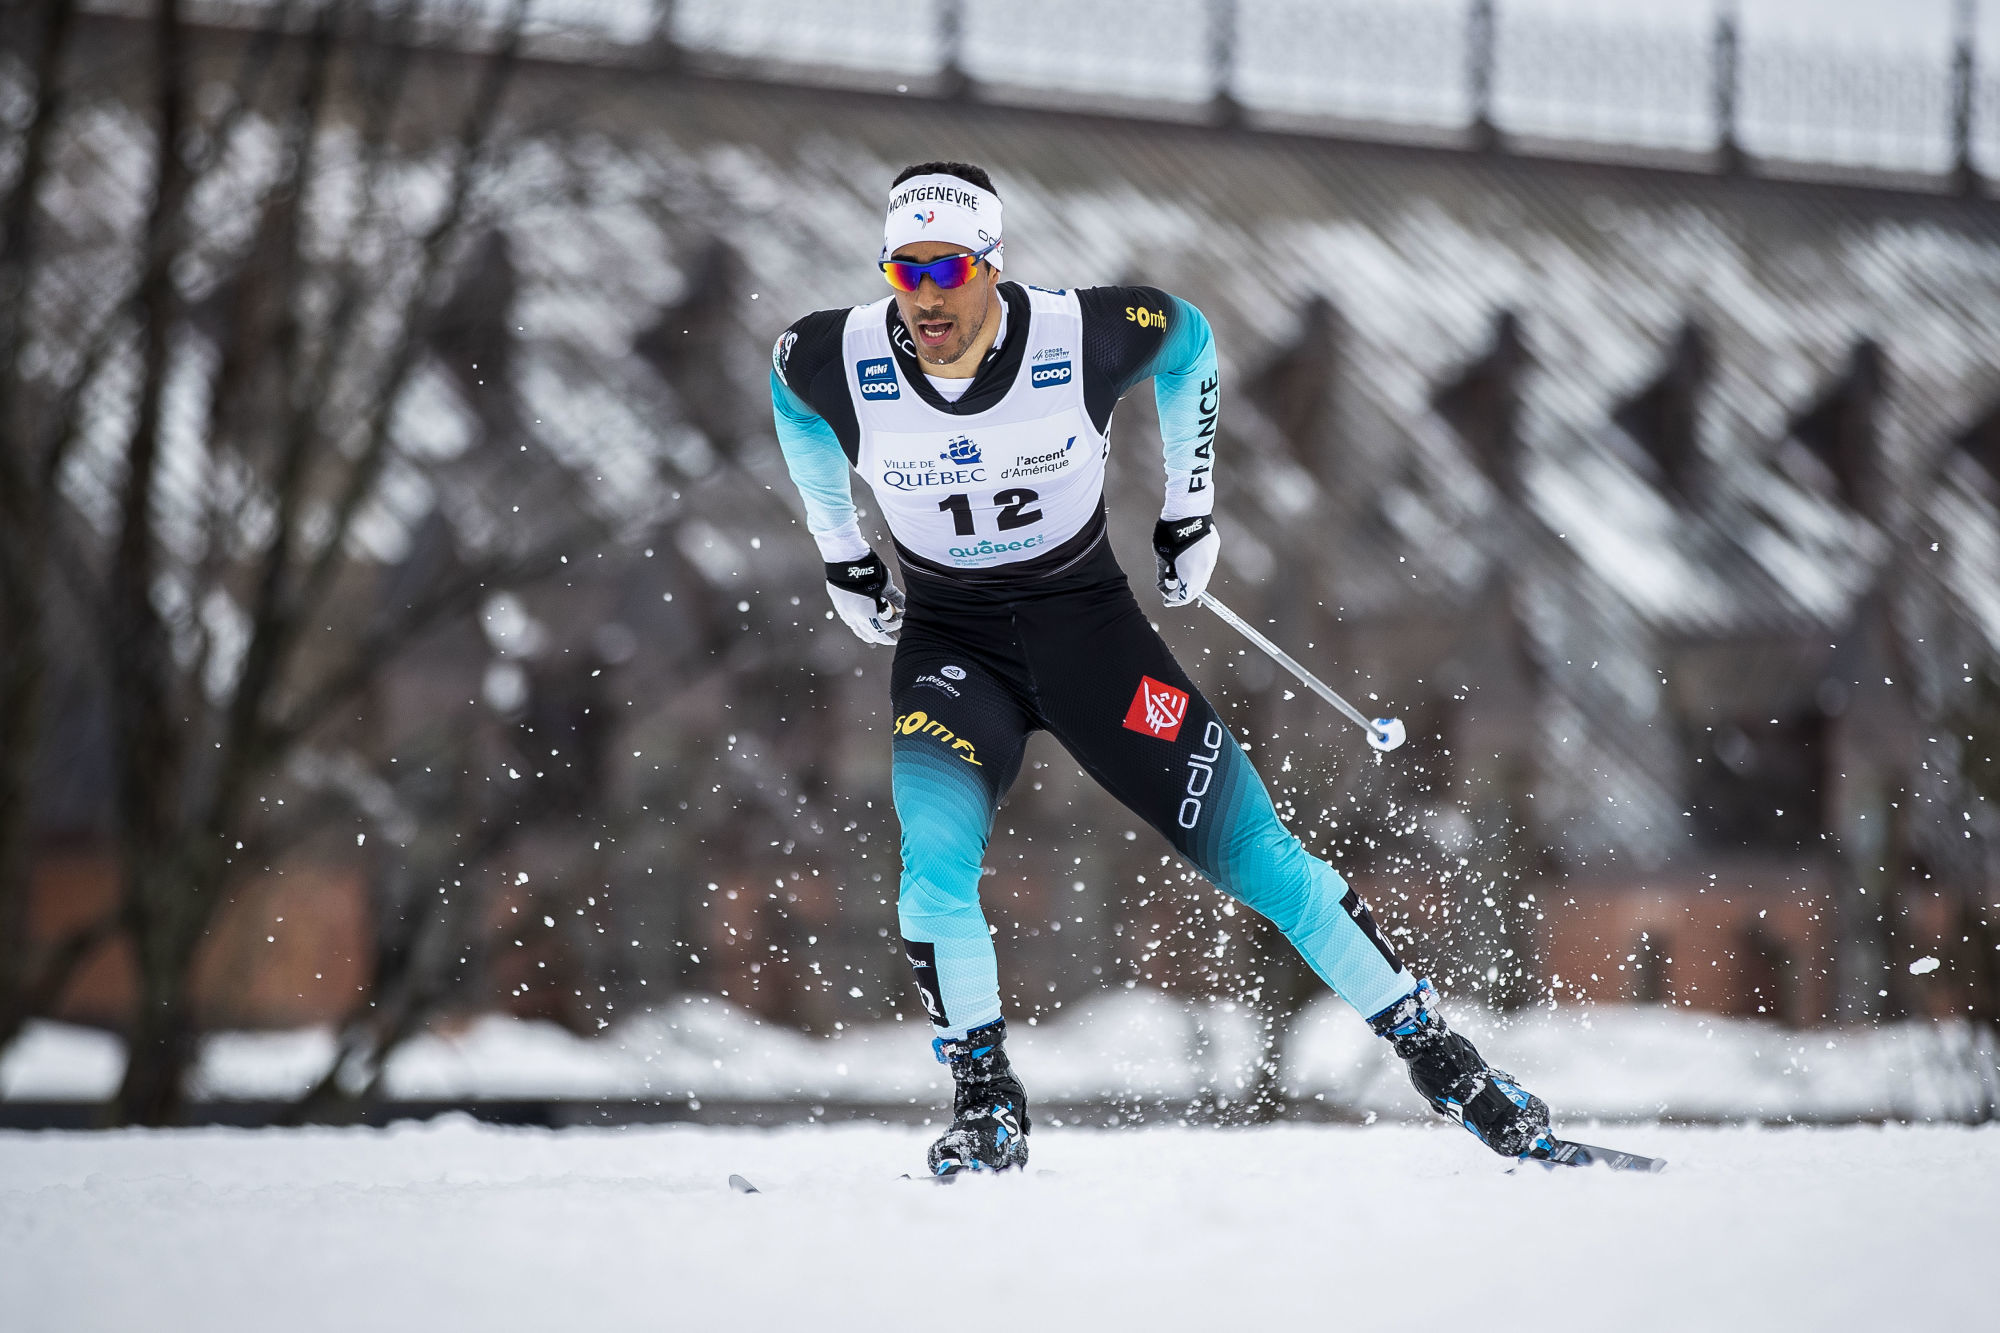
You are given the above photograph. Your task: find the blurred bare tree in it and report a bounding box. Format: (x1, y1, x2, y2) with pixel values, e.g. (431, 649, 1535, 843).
(0, 0, 615, 1124)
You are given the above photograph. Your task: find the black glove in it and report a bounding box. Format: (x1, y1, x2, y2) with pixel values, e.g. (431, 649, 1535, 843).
(1152, 514, 1219, 607)
(824, 551, 905, 645)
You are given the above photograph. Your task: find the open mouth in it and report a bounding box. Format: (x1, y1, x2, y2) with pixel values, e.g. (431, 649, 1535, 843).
(915, 317, 955, 349)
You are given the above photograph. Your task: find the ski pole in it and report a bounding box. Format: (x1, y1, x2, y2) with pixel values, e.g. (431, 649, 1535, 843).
(1196, 592, 1407, 752)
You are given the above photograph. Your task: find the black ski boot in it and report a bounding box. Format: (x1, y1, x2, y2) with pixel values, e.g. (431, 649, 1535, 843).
(926, 1019, 1030, 1176)
(1369, 980, 1552, 1159)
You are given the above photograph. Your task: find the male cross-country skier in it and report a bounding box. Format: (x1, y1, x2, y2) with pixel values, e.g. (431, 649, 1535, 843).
(769, 161, 1553, 1176)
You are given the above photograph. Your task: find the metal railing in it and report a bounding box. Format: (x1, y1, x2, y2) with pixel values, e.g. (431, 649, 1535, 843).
(655, 0, 1998, 188)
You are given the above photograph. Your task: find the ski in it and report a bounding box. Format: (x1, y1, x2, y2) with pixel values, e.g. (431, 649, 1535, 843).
(1524, 1137, 1667, 1173)
(727, 1174, 761, 1193)
(900, 1166, 1046, 1184)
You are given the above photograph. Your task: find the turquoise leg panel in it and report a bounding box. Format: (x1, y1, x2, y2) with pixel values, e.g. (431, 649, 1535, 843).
(893, 735, 1002, 1038)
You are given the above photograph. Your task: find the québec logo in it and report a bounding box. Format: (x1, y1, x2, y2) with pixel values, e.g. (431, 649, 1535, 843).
(1030, 360, 1073, 388)
(1123, 676, 1190, 742)
(856, 357, 900, 399)
(942, 434, 982, 465)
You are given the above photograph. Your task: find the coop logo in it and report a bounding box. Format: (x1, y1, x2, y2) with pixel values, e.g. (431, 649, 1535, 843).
(913, 209, 936, 225)
(856, 357, 900, 399)
(894, 709, 982, 766)
(1030, 360, 1072, 388)
(1122, 675, 1189, 742)
(941, 434, 982, 465)
(1178, 720, 1227, 830)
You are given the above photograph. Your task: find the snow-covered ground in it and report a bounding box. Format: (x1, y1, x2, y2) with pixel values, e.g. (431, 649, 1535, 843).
(2, 1115, 1994, 1331)
(8, 993, 1997, 1122)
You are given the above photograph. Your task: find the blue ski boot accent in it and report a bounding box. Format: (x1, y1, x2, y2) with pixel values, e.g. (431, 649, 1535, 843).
(926, 1019, 1030, 1176)
(1369, 981, 1553, 1159)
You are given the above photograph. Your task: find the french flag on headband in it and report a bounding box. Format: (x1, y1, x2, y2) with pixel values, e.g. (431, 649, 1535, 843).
(1123, 676, 1189, 742)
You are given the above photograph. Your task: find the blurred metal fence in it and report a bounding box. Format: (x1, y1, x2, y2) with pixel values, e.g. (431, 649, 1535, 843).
(650, 0, 2000, 186)
(1740, 35, 1962, 174)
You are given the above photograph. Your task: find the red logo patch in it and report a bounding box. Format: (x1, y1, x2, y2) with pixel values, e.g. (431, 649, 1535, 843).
(1123, 676, 1189, 742)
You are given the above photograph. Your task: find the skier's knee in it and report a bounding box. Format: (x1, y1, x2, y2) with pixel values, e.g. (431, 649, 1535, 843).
(897, 870, 985, 935)
(1215, 824, 1327, 934)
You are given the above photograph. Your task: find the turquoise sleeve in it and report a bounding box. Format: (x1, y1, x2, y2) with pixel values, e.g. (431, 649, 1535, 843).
(1141, 295, 1219, 520)
(771, 370, 867, 561)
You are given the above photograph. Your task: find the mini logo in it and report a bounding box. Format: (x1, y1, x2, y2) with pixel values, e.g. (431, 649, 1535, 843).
(914, 209, 936, 225)
(1030, 360, 1072, 388)
(856, 357, 899, 399)
(942, 435, 982, 465)
(941, 665, 967, 680)
(1123, 676, 1189, 742)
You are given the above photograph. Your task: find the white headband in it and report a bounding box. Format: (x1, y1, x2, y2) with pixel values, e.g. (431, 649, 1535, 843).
(881, 173, 1004, 271)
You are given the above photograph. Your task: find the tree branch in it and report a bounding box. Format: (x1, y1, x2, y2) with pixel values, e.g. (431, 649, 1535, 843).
(286, 809, 514, 1121)
(197, 0, 345, 816)
(0, 0, 78, 463)
(273, 525, 591, 753)
(294, 0, 528, 622)
(0, 912, 122, 1053)
(104, 0, 194, 875)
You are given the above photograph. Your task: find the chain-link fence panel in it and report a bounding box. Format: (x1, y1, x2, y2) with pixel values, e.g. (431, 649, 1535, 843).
(1233, 0, 1471, 130)
(1492, 10, 1714, 154)
(1974, 69, 2000, 178)
(1738, 38, 1956, 175)
(671, 0, 946, 77)
(961, 0, 1213, 105)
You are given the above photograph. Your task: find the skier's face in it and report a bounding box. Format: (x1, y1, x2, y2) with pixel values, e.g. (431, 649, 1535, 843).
(888, 241, 1001, 369)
